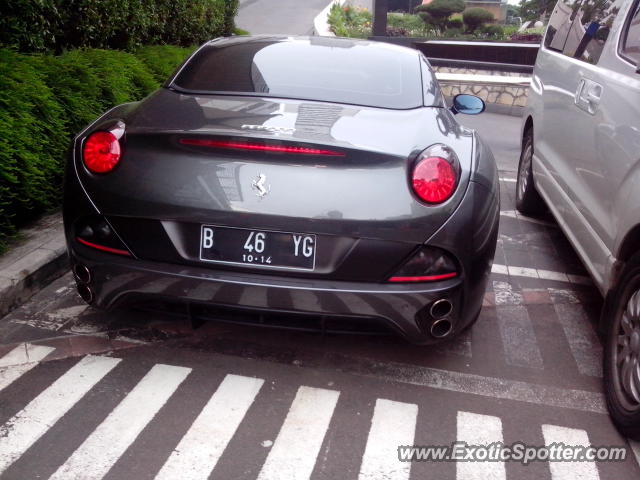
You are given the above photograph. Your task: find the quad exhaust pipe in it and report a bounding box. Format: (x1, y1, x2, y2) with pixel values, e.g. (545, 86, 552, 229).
(430, 298, 453, 319)
(77, 284, 94, 304)
(430, 318, 453, 338)
(73, 263, 94, 304)
(73, 264, 92, 284)
(428, 299, 454, 338)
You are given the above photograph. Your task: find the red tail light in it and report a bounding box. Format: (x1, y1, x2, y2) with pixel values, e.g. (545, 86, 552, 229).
(83, 131, 121, 173)
(179, 138, 345, 156)
(412, 145, 459, 204)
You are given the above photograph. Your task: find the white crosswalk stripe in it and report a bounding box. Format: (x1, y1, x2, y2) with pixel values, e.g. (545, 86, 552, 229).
(358, 399, 417, 480)
(0, 351, 628, 479)
(0, 344, 55, 392)
(50, 363, 191, 480)
(0, 355, 121, 475)
(456, 411, 506, 480)
(542, 424, 600, 480)
(155, 374, 264, 480)
(257, 386, 340, 480)
(554, 304, 603, 377)
(496, 306, 544, 369)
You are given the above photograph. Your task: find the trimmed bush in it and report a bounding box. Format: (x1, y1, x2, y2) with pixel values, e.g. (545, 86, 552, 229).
(415, 0, 465, 33)
(0, 45, 194, 252)
(447, 18, 464, 29)
(463, 8, 495, 33)
(135, 45, 195, 82)
(482, 24, 504, 37)
(388, 0, 423, 12)
(0, 0, 238, 53)
(444, 28, 464, 37)
(0, 50, 68, 245)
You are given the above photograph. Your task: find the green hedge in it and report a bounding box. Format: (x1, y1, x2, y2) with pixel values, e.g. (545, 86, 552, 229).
(0, 45, 195, 252)
(0, 0, 238, 53)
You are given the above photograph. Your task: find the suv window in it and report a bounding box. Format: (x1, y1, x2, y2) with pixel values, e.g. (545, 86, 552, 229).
(621, 0, 640, 64)
(544, 0, 579, 52)
(562, 0, 624, 64)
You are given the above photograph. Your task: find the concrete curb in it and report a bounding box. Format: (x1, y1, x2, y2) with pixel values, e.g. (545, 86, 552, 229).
(313, 0, 347, 36)
(0, 213, 69, 318)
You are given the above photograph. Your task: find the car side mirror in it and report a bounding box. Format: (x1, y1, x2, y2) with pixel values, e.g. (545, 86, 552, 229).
(451, 94, 486, 115)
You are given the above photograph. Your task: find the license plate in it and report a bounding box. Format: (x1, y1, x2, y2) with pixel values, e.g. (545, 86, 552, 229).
(200, 225, 316, 271)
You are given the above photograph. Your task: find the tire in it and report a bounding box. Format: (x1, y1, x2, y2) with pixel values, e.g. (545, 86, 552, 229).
(515, 130, 545, 215)
(603, 255, 640, 440)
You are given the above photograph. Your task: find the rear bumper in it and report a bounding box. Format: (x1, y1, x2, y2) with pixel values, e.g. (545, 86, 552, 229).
(69, 247, 483, 344)
(65, 153, 499, 343)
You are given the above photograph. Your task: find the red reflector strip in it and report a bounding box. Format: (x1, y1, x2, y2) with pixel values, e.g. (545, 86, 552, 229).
(179, 138, 345, 156)
(76, 237, 131, 256)
(388, 272, 457, 282)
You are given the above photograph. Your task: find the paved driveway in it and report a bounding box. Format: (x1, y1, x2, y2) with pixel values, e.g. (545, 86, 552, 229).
(236, 0, 332, 35)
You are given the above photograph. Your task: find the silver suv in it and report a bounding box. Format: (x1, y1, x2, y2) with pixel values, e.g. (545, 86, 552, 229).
(517, 0, 640, 438)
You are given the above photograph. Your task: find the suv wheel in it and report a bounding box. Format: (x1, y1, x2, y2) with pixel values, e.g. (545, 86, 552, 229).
(515, 130, 545, 215)
(604, 256, 640, 440)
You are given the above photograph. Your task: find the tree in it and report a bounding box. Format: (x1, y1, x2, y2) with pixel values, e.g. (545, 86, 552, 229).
(388, 0, 423, 12)
(518, 0, 556, 21)
(415, 0, 465, 32)
(463, 8, 494, 32)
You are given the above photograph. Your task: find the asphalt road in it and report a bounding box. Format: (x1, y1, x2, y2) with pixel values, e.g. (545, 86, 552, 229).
(236, 0, 331, 35)
(459, 112, 523, 173)
(1, 111, 640, 477)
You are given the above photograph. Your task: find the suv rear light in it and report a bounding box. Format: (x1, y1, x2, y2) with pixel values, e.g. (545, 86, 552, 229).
(412, 144, 460, 204)
(388, 246, 458, 282)
(83, 122, 125, 173)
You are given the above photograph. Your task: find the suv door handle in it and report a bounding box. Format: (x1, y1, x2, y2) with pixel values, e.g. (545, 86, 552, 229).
(575, 78, 603, 114)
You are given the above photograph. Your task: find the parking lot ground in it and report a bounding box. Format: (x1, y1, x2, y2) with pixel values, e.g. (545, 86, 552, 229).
(236, 0, 331, 35)
(1, 113, 640, 479)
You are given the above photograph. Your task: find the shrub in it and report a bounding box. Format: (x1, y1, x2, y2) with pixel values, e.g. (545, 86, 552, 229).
(136, 45, 197, 83)
(388, 12, 426, 31)
(447, 18, 464, 29)
(510, 27, 544, 42)
(482, 24, 504, 37)
(388, 0, 423, 12)
(0, 45, 193, 252)
(0, 50, 68, 249)
(0, 0, 237, 53)
(387, 26, 410, 36)
(463, 8, 495, 33)
(418, 11, 436, 28)
(416, 0, 465, 33)
(444, 28, 463, 37)
(327, 4, 372, 38)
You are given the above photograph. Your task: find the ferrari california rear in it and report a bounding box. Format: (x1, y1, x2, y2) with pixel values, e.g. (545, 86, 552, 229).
(63, 36, 499, 344)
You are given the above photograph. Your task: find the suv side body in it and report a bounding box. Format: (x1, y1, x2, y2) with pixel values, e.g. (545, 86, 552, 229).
(520, 0, 640, 438)
(523, 0, 640, 294)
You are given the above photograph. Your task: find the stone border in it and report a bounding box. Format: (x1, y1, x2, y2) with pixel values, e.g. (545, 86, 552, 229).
(0, 213, 69, 318)
(435, 68, 531, 116)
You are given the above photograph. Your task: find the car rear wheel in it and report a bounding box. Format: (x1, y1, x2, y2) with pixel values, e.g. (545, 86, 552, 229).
(515, 131, 545, 215)
(604, 255, 640, 440)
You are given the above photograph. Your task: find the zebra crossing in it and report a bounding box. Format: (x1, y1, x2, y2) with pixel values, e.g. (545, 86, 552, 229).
(0, 345, 637, 479)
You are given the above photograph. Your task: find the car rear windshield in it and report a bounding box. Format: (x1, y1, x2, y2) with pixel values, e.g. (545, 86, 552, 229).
(170, 38, 427, 110)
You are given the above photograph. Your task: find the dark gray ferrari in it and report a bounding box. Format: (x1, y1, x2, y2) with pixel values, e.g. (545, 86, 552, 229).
(63, 35, 499, 344)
